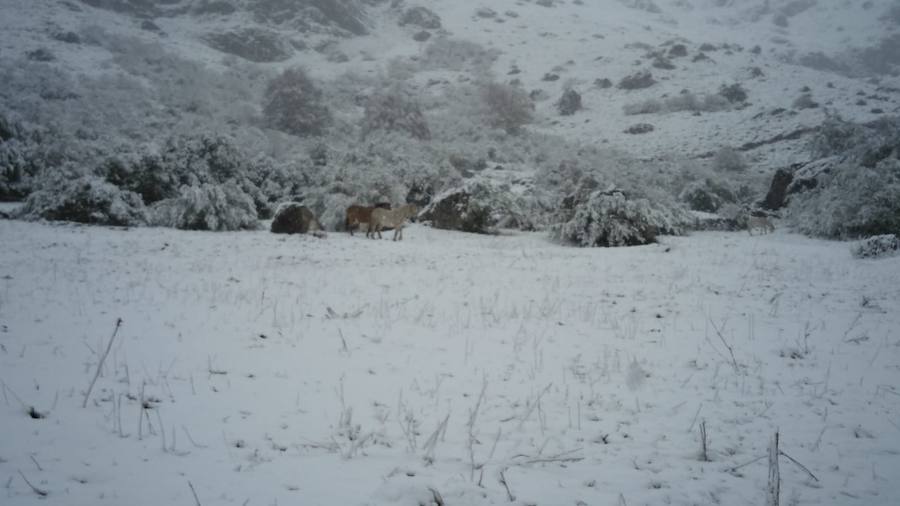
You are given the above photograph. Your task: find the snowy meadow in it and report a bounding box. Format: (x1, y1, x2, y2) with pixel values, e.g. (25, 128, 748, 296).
(1, 219, 899, 505)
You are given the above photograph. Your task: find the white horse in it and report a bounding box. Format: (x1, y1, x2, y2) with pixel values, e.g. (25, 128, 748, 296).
(369, 204, 419, 241)
(747, 215, 775, 235)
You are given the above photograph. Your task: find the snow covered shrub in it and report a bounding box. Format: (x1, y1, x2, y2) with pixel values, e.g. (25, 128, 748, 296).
(718, 83, 748, 104)
(420, 181, 531, 234)
(712, 146, 746, 172)
(625, 123, 655, 134)
(883, 2, 900, 25)
(557, 88, 582, 116)
(623, 98, 663, 115)
(623, 0, 662, 13)
(810, 115, 900, 160)
(98, 154, 176, 205)
(787, 157, 900, 239)
(679, 179, 736, 212)
(851, 234, 900, 259)
(617, 70, 656, 90)
(150, 182, 259, 231)
(263, 67, 331, 137)
(793, 93, 819, 110)
(191, 1, 237, 16)
(19, 173, 147, 226)
(623, 91, 729, 115)
(399, 6, 441, 29)
(250, 0, 367, 35)
(205, 28, 292, 62)
(479, 82, 534, 134)
(419, 38, 500, 73)
(551, 187, 690, 247)
(362, 88, 431, 140)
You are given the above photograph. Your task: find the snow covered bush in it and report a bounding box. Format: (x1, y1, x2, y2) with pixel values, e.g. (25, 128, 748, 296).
(205, 28, 292, 62)
(419, 38, 499, 73)
(809, 115, 900, 161)
(718, 83, 748, 104)
(362, 87, 431, 140)
(851, 234, 900, 259)
(420, 180, 534, 234)
(262, 67, 331, 137)
(617, 70, 656, 90)
(150, 182, 259, 231)
(679, 179, 737, 212)
(399, 6, 441, 29)
(19, 173, 147, 226)
(623, 91, 730, 115)
(550, 187, 690, 247)
(479, 82, 534, 134)
(787, 158, 900, 239)
(712, 146, 747, 172)
(557, 88, 582, 116)
(786, 116, 900, 239)
(98, 154, 176, 206)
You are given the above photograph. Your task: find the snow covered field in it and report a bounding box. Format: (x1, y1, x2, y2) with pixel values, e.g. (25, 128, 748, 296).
(1, 220, 899, 505)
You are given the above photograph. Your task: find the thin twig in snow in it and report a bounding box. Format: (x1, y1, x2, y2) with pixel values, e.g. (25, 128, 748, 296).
(687, 403, 703, 433)
(708, 318, 740, 372)
(499, 468, 515, 502)
(83, 318, 123, 408)
(17, 470, 48, 497)
(779, 450, 819, 482)
(188, 480, 201, 506)
(728, 454, 767, 473)
(182, 426, 208, 448)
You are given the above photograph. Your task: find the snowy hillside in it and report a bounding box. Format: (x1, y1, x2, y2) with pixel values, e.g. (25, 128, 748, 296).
(2, 220, 900, 505)
(3, 0, 900, 165)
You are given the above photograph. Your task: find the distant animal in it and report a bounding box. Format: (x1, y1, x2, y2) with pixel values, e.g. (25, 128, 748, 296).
(747, 215, 775, 235)
(370, 204, 419, 241)
(346, 203, 390, 237)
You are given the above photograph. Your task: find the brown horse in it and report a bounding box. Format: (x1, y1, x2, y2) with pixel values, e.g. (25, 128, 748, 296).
(346, 203, 390, 237)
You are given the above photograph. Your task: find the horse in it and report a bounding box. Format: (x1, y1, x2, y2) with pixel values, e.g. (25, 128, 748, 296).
(747, 215, 775, 235)
(369, 204, 419, 241)
(346, 203, 390, 237)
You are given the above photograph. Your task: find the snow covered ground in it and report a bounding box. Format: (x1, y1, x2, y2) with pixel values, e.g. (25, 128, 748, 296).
(1, 219, 899, 505)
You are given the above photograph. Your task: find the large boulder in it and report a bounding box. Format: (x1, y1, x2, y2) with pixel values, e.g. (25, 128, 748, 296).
(271, 202, 321, 234)
(762, 166, 795, 210)
(762, 159, 831, 210)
